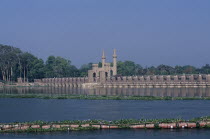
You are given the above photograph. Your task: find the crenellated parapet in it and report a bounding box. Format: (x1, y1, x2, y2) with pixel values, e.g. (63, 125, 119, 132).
(103, 74, 210, 88)
(34, 77, 89, 87)
(101, 74, 210, 83)
(34, 74, 210, 88)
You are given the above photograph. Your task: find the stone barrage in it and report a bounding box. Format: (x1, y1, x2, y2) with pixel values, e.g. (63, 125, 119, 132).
(34, 74, 210, 88)
(34, 51, 210, 88)
(88, 49, 117, 83)
(34, 77, 89, 87)
(82, 83, 100, 88)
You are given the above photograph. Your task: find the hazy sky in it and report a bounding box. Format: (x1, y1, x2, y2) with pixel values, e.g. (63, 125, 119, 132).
(0, 0, 210, 67)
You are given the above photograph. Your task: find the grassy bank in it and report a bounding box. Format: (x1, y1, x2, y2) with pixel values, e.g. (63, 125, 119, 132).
(0, 94, 210, 100)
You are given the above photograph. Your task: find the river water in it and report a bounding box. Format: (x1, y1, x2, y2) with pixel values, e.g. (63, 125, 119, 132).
(0, 87, 210, 139)
(1, 87, 210, 97)
(1, 129, 210, 139)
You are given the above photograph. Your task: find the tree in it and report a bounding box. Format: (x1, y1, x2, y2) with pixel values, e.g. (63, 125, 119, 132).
(146, 66, 156, 75)
(28, 59, 45, 81)
(0, 44, 22, 81)
(156, 64, 175, 75)
(79, 63, 92, 77)
(199, 64, 210, 74)
(182, 65, 197, 74)
(45, 56, 79, 78)
(45, 56, 56, 78)
(1, 44, 210, 82)
(20, 52, 37, 82)
(117, 61, 140, 76)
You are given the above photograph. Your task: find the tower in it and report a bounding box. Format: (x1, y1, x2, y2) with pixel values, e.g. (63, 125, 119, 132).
(113, 49, 117, 75)
(102, 50, 106, 68)
(88, 50, 117, 83)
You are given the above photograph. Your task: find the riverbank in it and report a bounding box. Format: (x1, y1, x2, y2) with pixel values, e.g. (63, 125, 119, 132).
(0, 94, 210, 100)
(0, 117, 210, 132)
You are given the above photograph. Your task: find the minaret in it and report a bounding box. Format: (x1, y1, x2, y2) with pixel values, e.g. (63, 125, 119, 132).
(102, 50, 106, 68)
(113, 49, 117, 75)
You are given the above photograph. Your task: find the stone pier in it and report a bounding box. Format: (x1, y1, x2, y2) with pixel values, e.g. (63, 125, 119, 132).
(35, 74, 210, 88)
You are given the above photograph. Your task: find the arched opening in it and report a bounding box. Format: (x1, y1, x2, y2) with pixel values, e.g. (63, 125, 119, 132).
(105, 72, 108, 77)
(110, 70, 113, 77)
(93, 73, 96, 78)
(93, 72, 96, 82)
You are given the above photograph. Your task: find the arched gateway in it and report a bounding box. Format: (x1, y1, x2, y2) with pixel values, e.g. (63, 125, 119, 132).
(88, 49, 117, 83)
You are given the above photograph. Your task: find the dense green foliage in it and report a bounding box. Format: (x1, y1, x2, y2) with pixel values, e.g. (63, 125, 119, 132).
(1, 44, 210, 82)
(0, 45, 45, 82)
(117, 61, 210, 76)
(0, 44, 84, 82)
(44, 56, 80, 78)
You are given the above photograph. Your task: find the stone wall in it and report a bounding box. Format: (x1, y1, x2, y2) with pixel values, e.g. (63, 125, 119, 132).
(34, 77, 89, 87)
(104, 74, 210, 88)
(35, 74, 210, 88)
(105, 74, 210, 83)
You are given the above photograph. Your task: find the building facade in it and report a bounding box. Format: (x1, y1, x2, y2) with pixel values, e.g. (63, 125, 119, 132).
(88, 49, 117, 83)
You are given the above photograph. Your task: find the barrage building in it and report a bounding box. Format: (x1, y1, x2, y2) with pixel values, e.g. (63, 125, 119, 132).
(88, 49, 117, 83)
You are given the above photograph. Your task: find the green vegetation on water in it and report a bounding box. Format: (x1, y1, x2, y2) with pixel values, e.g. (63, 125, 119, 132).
(0, 94, 210, 100)
(0, 127, 98, 133)
(13, 118, 186, 125)
(3, 116, 210, 126)
(1, 116, 210, 133)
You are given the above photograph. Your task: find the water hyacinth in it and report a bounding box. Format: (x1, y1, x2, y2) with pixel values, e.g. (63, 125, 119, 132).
(0, 116, 210, 133)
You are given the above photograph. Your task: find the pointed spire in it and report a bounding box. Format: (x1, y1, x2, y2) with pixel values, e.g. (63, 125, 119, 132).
(113, 49, 117, 58)
(102, 50, 106, 59)
(113, 49, 117, 75)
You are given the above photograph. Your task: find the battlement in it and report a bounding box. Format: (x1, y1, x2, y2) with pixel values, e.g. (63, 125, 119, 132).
(34, 77, 88, 87)
(35, 74, 210, 88)
(104, 74, 210, 83)
(34, 51, 210, 88)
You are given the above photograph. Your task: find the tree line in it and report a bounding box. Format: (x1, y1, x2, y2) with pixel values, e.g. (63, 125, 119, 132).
(0, 44, 210, 82)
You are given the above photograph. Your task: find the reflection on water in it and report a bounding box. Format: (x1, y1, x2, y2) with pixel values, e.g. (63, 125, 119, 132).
(1, 87, 210, 139)
(1, 87, 210, 97)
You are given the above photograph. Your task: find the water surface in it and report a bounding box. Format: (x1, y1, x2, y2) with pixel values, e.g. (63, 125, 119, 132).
(0, 98, 210, 123)
(1, 87, 210, 97)
(1, 129, 210, 139)
(1, 87, 210, 139)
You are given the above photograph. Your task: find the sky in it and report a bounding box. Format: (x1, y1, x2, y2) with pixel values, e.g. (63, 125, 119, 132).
(0, 0, 210, 68)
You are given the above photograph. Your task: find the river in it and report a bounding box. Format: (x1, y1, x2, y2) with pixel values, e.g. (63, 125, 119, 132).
(0, 87, 210, 139)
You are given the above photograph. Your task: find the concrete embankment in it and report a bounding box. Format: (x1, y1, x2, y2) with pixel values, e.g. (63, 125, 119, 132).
(1, 120, 210, 132)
